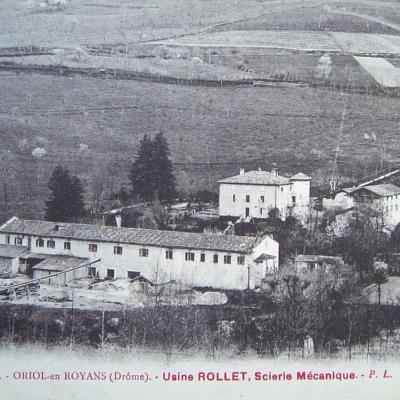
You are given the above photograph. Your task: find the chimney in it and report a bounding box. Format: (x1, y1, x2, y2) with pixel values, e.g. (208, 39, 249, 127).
(271, 167, 278, 177)
(239, 168, 245, 175)
(115, 214, 122, 228)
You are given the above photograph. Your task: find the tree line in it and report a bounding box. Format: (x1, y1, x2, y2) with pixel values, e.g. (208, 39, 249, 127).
(44, 131, 176, 222)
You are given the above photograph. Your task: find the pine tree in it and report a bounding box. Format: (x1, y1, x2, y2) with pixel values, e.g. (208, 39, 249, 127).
(152, 131, 176, 201)
(129, 133, 176, 202)
(129, 135, 155, 201)
(45, 166, 85, 222)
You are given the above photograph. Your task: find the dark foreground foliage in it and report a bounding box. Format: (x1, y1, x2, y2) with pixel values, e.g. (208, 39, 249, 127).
(0, 301, 399, 358)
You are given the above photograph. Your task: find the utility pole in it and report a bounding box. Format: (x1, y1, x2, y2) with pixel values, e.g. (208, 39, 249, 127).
(330, 93, 348, 193)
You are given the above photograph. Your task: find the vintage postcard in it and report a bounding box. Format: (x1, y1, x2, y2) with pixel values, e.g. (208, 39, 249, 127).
(0, 0, 399, 399)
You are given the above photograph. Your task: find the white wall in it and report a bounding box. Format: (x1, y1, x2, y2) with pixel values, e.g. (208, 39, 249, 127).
(322, 192, 354, 210)
(372, 196, 400, 228)
(33, 267, 86, 286)
(291, 180, 311, 221)
(219, 183, 292, 219)
(0, 232, 278, 290)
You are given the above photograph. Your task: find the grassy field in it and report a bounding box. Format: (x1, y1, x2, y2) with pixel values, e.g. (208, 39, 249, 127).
(157, 30, 400, 55)
(2, 0, 400, 219)
(213, 4, 400, 35)
(1, 70, 400, 219)
(0, 0, 268, 48)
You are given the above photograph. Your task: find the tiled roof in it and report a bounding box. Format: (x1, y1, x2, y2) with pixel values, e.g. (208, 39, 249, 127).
(290, 172, 311, 181)
(33, 255, 88, 272)
(0, 244, 29, 258)
(218, 170, 291, 185)
(295, 255, 319, 263)
(295, 255, 344, 265)
(352, 183, 400, 197)
(340, 187, 356, 193)
(0, 218, 260, 254)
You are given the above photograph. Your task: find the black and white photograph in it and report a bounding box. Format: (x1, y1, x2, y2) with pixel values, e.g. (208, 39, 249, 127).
(0, 0, 399, 399)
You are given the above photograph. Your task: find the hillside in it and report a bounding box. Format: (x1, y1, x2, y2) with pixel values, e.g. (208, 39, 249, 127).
(1, 70, 400, 219)
(1, 0, 400, 219)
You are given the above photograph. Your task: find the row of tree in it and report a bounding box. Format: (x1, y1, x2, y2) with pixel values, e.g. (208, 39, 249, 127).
(44, 132, 176, 222)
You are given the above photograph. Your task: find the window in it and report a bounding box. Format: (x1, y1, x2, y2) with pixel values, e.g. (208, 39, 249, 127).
(237, 256, 245, 265)
(139, 248, 149, 257)
(64, 242, 71, 250)
(106, 269, 115, 279)
(200, 253, 205, 262)
(14, 237, 22, 246)
(88, 267, 97, 277)
(165, 250, 173, 260)
(260, 208, 263, 215)
(36, 238, 44, 248)
(114, 246, 123, 255)
(246, 195, 250, 203)
(292, 196, 296, 204)
(89, 243, 98, 252)
(213, 254, 218, 264)
(185, 252, 195, 262)
(127, 271, 140, 280)
(280, 187, 284, 192)
(232, 194, 236, 202)
(6, 235, 10, 244)
(260, 196, 265, 203)
(224, 255, 231, 264)
(47, 240, 55, 249)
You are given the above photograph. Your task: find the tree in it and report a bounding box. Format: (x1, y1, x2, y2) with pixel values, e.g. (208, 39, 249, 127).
(331, 213, 388, 278)
(45, 166, 85, 222)
(373, 270, 388, 306)
(152, 131, 176, 201)
(129, 132, 176, 202)
(129, 135, 156, 202)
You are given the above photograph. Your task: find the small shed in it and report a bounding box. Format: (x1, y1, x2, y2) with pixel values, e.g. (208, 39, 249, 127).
(0, 244, 29, 274)
(33, 255, 88, 286)
(295, 255, 344, 274)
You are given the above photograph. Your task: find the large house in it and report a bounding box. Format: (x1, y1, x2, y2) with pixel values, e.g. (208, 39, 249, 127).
(0, 217, 279, 290)
(218, 168, 311, 222)
(348, 184, 400, 228)
(324, 183, 400, 232)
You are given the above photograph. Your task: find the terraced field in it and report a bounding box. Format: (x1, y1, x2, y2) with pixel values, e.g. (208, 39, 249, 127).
(157, 30, 400, 55)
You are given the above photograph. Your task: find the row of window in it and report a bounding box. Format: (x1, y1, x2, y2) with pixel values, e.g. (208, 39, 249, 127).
(184, 252, 245, 265)
(233, 190, 286, 203)
(88, 268, 141, 280)
(8, 237, 246, 265)
(233, 195, 261, 203)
